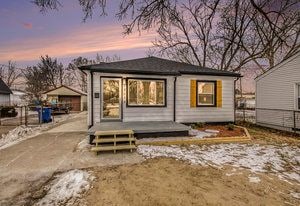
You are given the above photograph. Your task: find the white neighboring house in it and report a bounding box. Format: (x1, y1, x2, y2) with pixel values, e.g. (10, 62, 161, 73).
(80, 57, 241, 128)
(11, 89, 27, 106)
(0, 79, 12, 106)
(256, 52, 300, 133)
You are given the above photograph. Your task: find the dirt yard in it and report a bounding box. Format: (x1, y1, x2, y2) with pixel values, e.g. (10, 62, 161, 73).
(77, 124, 300, 206)
(84, 158, 299, 206)
(1, 117, 299, 206)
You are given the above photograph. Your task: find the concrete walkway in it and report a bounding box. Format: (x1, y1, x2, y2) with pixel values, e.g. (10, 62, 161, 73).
(46, 113, 88, 133)
(0, 112, 143, 206)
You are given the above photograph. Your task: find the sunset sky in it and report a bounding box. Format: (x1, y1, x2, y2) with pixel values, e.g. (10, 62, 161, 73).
(0, 0, 256, 92)
(0, 0, 157, 67)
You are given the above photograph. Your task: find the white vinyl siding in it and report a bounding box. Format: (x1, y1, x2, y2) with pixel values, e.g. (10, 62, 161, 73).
(176, 75, 235, 123)
(256, 54, 300, 111)
(0, 94, 10, 106)
(86, 72, 236, 124)
(256, 53, 300, 131)
(92, 73, 174, 123)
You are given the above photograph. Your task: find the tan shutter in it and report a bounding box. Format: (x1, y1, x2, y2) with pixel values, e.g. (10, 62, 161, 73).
(217, 80, 222, 107)
(190, 80, 197, 107)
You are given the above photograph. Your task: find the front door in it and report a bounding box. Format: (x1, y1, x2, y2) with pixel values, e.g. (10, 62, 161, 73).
(101, 77, 122, 120)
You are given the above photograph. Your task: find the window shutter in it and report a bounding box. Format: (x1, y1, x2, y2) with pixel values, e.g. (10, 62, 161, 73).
(217, 80, 222, 107)
(190, 80, 197, 107)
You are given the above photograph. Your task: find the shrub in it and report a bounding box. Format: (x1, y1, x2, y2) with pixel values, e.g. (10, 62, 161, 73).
(196, 122, 205, 128)
(226, 123, 235, 131)
(190, 124, 197, 129)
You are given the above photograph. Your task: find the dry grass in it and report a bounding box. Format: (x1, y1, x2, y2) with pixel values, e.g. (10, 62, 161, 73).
(237, 122, 300, 145)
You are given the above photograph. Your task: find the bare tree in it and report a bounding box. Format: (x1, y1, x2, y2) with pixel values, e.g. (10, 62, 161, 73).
(23, 66, 49, 101)
(68, 57, 90, 93)
(68, 54, 121, 92)
(37, 55, 75, 88)
(95, 53, 121, 63)
(33, 0, 300, 73)
(23, 55, 75, 100)
(0, 61, 22, 87)
(248, 0, 300, 72)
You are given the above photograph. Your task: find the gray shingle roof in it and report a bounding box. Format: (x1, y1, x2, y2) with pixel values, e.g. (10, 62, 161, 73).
(79, 56, 241, 77)
(0, 79, 12, 94)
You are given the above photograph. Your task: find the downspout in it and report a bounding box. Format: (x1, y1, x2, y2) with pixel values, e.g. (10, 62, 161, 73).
(89, 71, 94, 128)
(173, 76, 177, 122)
(234, 77, 241, 123)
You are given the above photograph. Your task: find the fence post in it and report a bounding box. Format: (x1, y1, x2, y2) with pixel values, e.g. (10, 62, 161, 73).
(25, 106, 28, 126)
(293, 110, 296, 133)
(39, 105, 43, 125)
(20, 106, 23, 125)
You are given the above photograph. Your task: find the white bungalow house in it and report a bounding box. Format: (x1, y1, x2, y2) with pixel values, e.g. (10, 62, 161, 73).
(0, 79, 12, 106)
(80, 57, 241, 141)
(256, 52, 300, 133)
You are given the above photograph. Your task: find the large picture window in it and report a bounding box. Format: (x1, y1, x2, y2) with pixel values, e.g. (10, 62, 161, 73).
(127, 79, 166, 106)
(197, 81, 216, 106)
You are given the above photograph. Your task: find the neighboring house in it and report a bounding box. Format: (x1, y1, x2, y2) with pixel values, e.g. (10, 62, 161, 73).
(0, 79, 12, 106)
(80, 57, 241, 128)
(256, 52, 300, 133)
(43, 85, 87, 111)
(11, 89, 27, 106)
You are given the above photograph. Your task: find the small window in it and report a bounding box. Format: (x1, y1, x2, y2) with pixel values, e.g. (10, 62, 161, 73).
(197, 81, 216, 106)
(127, 79, 165, 106)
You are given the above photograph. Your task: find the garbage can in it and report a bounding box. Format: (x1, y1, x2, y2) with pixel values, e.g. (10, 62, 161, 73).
(37, 107, 52, 123)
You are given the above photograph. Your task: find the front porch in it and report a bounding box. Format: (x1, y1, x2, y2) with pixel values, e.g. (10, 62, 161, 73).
(88, 121, 190, 142)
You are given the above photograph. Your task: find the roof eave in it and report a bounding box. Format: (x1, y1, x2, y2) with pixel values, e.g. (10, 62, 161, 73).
(80, 66, 242, 77)
(86, 68, 180, 76)
(0, 91, 12, 94)
(179, 71, 242, 77)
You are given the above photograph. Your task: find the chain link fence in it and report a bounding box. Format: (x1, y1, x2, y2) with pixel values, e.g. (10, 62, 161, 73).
(0, 102, 85, 127)
(235, 109, 256, 123)
(0, 105, 45, 126)
(256, 108, 300, 133)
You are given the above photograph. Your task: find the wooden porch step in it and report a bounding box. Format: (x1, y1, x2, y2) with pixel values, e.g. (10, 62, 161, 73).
(95, 130, 134, 136)
(93, 138, 136, 143)
(91, 145, 136, 152)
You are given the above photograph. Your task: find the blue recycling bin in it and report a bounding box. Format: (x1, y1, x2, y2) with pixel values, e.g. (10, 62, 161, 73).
(37, 107, 52, 123)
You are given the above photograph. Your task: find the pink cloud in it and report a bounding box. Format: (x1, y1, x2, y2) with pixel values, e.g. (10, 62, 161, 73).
(0, 25, 157, 62)
(22, 22, 32, 29)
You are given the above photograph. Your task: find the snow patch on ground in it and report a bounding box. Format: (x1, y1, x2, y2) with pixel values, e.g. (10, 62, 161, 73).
(76, 137, 91, 152)
(0, 125, 46, 150)
(189, 129, 217, 138)
(35, 169, 94, 206)
(0, 113, 76, 150)
(137, 144, 300, 184)
(248, 175, 261, 183)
